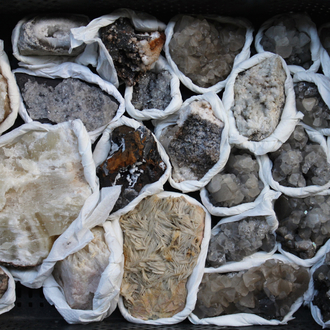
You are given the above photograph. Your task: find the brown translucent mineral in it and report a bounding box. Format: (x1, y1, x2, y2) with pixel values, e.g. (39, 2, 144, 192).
(120, 195, 205, 320)
(0, 267, 9, 299)
(100, 17, 165, 86)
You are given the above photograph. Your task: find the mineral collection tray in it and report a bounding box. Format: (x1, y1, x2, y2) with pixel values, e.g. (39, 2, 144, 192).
(0, 0, 329, 328)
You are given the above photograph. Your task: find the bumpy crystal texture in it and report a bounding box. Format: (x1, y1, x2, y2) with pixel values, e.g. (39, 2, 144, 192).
(53, 226, 110, 310)
(100, 17, 165, 86)
(159, 100, 224, 182)
(231, 56, 286, 141)
(120, 195, 205, 320)
(169, 16, 246, 88)
(0, 126, 92, 267)
(320, 27, 330, 55)
(261, 16, 312, 69)
(0, 267, 8, 299)
(207, 149, 263, 207)
(206, 216, 276, 267)
(194, 259, 309, 320)
(131, 69, 172, 110)
(275, 194, 330, 259)
(16, 74, 119, 132)
(269, 125, 330, 188)
(0, 72, 10, 124)
(97, 125, 166, 212)
(313, 252, 330, 322)
(294, 81, 330, 129)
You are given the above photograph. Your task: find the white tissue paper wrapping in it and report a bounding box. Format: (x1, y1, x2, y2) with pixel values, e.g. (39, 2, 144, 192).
(153, 92, 231, 193)
(93, 115, 171, 220)
(8, 120, 121, 288)
(260, 122, 330, 198)
(319, 23, 330, 78)
(189, 254, 307, 326)
(0, 266, 15, 315)
(70, 8, 167, 87)
(13, 62, 125, 143)
(117, 190, 211, 325)
(205, 188, 280, 272)
(222, 52, 303, 156)
(124, 55, 182, 121)
(254, 13, 321, 74)
(0, 40, 20, 135)
(293, 71, 330, 136)
(12, 14, 97, 69)
(43, 218, 124, 324)
(200, 155, 273, 217)
(164, 14, 254, 94)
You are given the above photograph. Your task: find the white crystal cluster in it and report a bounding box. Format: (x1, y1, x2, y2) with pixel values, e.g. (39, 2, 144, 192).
(207, 150, 263, 207)
(231, 55, 286, 141)
(0, 73, 10, 124)
(169, 16, 245, 88)
(206, 216, 275, 267)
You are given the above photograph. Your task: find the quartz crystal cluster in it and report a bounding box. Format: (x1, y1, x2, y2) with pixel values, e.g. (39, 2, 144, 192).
(206, 216, 276, 267)
(120, 194, 205, 320)
(131, 69, 172, 110)
(260, 16, 312, 69)
(0, 267, 8, 299)
(53, 226, 110, 310)
(312, 252, 330, 322)
(275, 194, 330, 259)
(96, 125, 166, 212)
(269, 125, 330, 188)
(0, 126, 92, 267)
(231, 55, 286, 141)
(294, 81, 330, 129)
(194, 259, 309, 320)
(100, 17, 165, 86)
(207, 150, 263, 207)
(16, 73, 119, 132)
(169, 16, 246, 88)
(159, 100, 224, 182)
(0, 72, 10, 124)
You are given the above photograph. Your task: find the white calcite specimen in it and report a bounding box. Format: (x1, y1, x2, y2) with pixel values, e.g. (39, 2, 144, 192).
(207, 216, 275, 267)
(159, 100, 224, 182)
(231, 55, 286, 141)
(120, 194, 205, 320)
(169, 16, 246, 88)
(207, 150, 263, 207)
(194, 259, 309, 320)
(0, 72, 10, 124)
(0, 126, 92, 267)
(53, 226, 110, 310)
(269, 125, 330, 187)
(275, 194, 330, 259)
(17, 14, 89, 56)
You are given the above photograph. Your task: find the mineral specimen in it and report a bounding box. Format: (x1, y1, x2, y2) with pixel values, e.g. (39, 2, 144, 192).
(207, 149, 263, 207)
(320, 27, 330, 55)
(194, 259, 309, 320)
(16, 73, 119, 132)
(275, 194, 330, 259)
(159, 100, 224, 182)
(0, 267, 8, 299)
(231, 55, 286, 141)
(100, 17, 165, 86)
(17, 14, 89, 56)
(0, 125, 92, 267)
(269, 125, 330, 188)
(260, 16, 312, 69)
(131, 69, 172, 110)
(169, 15, 246, 88)
(0, 72, 10, 124)
(312, 252, 330, 322)
(53, 226, 110, 310)
(120, 194, 205, 320)
(97, 125, 166, 212)
(294, 81, 330, 129)
(206, 216, 275, 267)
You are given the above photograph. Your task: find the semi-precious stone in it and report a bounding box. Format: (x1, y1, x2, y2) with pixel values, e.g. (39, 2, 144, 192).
(0, 126, 92, 267)
(194, 259, 309, 320)
(16, 74, 119, 132)
(169, 15, 246, 88)
(120, 194, 205, 320)
(231, 55, 286, 141)
(206, 216, 276, 267)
